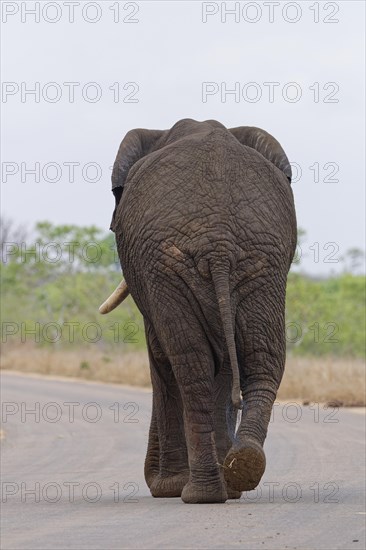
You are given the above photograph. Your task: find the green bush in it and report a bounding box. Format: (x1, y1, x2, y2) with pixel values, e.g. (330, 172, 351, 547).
(1, 222, 365, 358)
(286, 273, 365, 357)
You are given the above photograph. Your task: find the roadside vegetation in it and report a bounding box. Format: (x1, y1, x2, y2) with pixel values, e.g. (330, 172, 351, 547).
(1, 218, 365, 405)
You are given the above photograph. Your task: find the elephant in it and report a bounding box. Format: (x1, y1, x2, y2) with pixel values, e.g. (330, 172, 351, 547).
(100, 118, 297, 504)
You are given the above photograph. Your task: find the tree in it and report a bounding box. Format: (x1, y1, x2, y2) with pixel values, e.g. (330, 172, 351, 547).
(0, 216, 28, 264)
(341, 248, 365, 275)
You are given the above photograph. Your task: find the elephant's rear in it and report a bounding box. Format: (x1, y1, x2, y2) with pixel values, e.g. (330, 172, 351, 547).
(117, 128, 296, 397)
(118, 127, 296, 310)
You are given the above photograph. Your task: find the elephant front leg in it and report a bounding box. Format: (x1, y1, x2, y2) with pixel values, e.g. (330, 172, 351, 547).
(173, 352, 228, 504)
(149, 371, 189, 498)
(144, 395, 159, 489)
(145, 327, 189, 498)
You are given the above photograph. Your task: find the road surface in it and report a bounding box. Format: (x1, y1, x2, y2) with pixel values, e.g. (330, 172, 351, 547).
(1, 371, 365, 550)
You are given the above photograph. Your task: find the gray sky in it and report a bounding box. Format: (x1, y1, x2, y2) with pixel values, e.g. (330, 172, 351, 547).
(1, 0, 365, 274)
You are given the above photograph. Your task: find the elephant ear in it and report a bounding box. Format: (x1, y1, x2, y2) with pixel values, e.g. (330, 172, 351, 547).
(229, 126, 292, 183)
(110, 128, 165, 230)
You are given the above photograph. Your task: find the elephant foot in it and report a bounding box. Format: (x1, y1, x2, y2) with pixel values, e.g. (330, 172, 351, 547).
(226, 487, 242, 499)
(150, 472, 189, 498)
(144, 469, 159, 489)
(181, 480, 227, 504)
(223, 440, 266, 492)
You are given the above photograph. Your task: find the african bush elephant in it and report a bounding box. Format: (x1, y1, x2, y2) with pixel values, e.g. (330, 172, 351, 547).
(100, 119, 296, 504)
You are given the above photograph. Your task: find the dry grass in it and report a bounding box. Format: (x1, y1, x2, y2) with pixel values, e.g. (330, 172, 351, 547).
(1, 344, 365, 406)
(278, 356, 365, 406)
(0, 344, 151, 387)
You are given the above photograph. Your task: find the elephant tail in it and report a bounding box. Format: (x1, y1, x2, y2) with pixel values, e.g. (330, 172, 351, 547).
(211, 266, 243, 410)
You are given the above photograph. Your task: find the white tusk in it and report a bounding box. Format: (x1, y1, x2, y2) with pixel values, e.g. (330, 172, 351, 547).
(99, 279, 129, 314)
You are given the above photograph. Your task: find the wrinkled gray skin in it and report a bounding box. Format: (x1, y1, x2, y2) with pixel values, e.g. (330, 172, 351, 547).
(110, 119, 296, 503)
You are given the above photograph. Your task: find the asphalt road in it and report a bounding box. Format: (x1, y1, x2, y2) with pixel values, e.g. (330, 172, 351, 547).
(1, 371, 365, 550)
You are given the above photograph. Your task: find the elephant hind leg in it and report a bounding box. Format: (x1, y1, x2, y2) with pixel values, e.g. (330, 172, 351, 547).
(223, 288, 286, 492)
(171, 350, 228, 504)
(147, 297, 228, 503)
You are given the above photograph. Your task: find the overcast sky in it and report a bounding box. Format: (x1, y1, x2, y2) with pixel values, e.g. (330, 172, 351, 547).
(1, 0, 365, 274)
